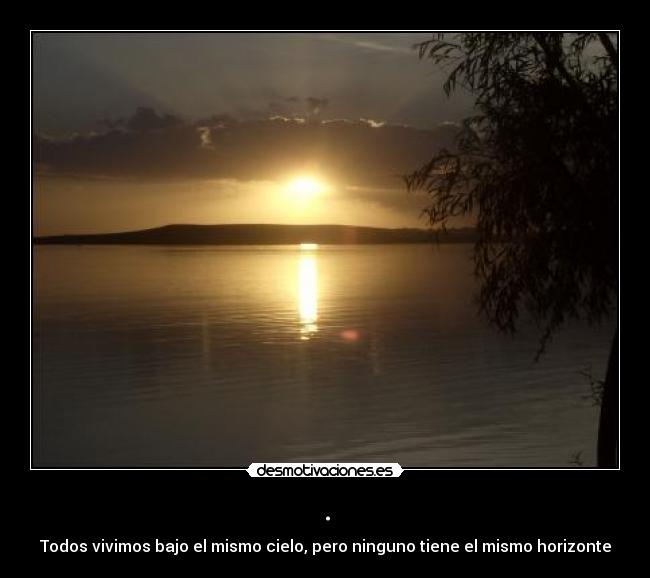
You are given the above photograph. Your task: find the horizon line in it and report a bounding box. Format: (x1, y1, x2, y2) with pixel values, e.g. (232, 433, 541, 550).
(35, 222, 476, 239)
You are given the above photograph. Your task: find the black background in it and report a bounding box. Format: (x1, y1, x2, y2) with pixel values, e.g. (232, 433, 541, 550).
(26, 469, 624, 567)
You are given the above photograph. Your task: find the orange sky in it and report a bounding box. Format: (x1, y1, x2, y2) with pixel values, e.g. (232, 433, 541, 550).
(33, 33, 471, 235)
(34, 175, 438, 236)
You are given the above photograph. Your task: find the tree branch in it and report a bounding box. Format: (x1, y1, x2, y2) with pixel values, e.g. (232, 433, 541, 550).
(597, 33, 618, 70)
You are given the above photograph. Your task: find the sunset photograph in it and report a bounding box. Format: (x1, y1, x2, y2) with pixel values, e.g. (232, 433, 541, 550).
(32, 31, 618, 468)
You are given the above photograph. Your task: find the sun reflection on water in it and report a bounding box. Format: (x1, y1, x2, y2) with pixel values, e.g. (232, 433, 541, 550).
(298, 244, 318, 339)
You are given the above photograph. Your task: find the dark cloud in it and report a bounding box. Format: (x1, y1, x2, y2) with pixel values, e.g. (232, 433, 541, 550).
(96, 107, 185, 135)
(195, 113, 238, 128)
(264, 96, 331, 119)
(97, 116, 125, 131)
(306, 97, 329, 116)
(126, 107, 183, 132)
(35, 108, 458, 190)
(268, 100, 290, 115)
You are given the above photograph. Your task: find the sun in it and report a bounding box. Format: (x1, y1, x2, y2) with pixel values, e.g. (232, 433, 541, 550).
(287, 176, 327, 201)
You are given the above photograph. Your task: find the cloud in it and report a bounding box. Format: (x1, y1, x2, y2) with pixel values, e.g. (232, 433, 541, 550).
(266, 96, 330, 119)
(306, 97, 329, 116)
(35, 107, 458, 191)
(318, 34, 415, 55)
(126, 107, 183, 132)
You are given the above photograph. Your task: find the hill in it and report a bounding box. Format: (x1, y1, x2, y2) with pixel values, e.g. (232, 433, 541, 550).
(34, 224, 477, 245)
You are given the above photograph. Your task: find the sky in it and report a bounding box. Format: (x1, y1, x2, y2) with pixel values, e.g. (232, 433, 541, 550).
(33, 32, 472, 235)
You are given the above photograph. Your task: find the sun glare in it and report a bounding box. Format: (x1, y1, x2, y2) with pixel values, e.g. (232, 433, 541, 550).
(287, 176, 327, 201)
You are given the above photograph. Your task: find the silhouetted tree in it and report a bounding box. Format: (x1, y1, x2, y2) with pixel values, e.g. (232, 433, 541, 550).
(406, 33, 618, 467)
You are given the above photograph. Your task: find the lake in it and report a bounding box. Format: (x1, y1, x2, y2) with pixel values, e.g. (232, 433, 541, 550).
(32, 244, 614, 467)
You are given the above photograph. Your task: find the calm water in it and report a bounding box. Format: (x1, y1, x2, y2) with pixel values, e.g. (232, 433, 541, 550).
(33, 244, 614, 467)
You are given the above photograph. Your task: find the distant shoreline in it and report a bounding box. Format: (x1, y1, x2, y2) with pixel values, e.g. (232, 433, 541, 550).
(34, 224, 477, 246)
